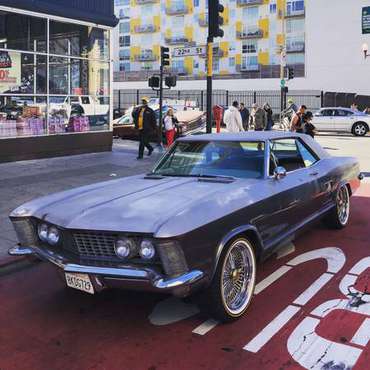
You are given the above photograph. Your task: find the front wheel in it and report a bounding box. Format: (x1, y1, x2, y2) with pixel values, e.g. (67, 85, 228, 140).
(352, 122, 368, 136)
(324, 184, 350, 229)
(201, 237, 257, 322)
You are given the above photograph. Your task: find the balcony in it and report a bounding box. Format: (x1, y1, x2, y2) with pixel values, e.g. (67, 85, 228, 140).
(237, 26, 263, 39)
(134, 52, 158, 62)
(286, 40, 305, 53)
(136, 0, 158, 4)
(134, 24, 158, 33)
(171, 67, 188, 76)
(240, 63, 260, 72)
(285, 7, 305, 18)
(237, 0, 263, 7)
(200, 48, 225, 58)
(165, 4, 189, 16)
(165, 35, 192, 45)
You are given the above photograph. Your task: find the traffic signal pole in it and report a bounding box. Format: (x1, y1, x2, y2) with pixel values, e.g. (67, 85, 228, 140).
(158, 63, 164, 147)
(206, 36, 213, 134)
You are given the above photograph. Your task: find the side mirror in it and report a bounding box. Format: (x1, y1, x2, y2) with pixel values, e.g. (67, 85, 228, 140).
(274, 166, 287, 180)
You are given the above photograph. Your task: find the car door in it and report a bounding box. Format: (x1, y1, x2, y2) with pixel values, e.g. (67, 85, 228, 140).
(264, 138, 319, 243)
(313, 109, 335, 131)
(334, 109, 354, 132)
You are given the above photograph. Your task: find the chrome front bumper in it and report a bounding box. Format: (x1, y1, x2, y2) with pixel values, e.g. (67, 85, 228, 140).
(9, 245, 204, 296)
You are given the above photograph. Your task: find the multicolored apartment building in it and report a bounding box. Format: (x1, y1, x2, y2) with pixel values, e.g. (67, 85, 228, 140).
(113, 0, 305, 81)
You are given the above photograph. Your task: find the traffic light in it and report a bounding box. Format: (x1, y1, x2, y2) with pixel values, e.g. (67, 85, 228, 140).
(288, 67, 295, 80)
(161, 46, 170, 67)
(148, 76, 160, 88)
(209, 0, 224, 39)
(165, 75, 177, 88)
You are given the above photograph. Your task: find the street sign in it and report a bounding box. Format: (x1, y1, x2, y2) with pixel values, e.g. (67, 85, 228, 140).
(173, 46, 206, 57)
(362, 6, 370, 34)
(280, 79, 286, 88)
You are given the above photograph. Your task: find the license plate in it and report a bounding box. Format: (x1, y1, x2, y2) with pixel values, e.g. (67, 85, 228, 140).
(65, 273, 94, 294)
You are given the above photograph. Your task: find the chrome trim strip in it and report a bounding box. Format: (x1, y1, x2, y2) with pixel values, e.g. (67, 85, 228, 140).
(8, 246, 34, 256)
(154, 270, 204, 289)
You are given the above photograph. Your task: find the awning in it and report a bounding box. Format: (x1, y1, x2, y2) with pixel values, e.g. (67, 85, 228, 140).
(0, 0, 118, 27)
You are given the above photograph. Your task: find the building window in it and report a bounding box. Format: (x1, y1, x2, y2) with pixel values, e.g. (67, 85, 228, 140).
(242, 41, 258, 54)
(119, 48, 130, 61)
(242, 6, 259, 22)
(229, 57, 235, 67)
(119, 35, 131, 47)
(119, 8, 130, 19)
(286, 18, 305, 34)
(193, 0, 200, 6)
(270, 4, 277, 14)
(120, 22, 130, 34)
(120, 62, 130, 71)
(115, 0, 130, 5)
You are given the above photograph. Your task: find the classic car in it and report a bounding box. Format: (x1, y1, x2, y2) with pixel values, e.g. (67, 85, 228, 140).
(9, 132, 362, 321)
(113, 108, 206, 141)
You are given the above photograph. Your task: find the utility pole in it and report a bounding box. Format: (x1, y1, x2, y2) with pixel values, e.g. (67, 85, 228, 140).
(207, 0, 224, 133)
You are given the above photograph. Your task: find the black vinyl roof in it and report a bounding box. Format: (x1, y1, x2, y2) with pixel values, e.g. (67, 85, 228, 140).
(0, 0, 118, 27)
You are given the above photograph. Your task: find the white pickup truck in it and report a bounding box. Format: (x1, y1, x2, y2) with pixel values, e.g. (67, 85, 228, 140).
(49, 96, 109, 120)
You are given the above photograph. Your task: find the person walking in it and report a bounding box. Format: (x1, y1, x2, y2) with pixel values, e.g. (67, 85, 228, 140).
(303, 111, 316, 138)
(132, 97, 157, 160)
(163, 108, 178, 147)
(249, 103, 266, 131)
(263, 103, 274, 131)
(287, 98, 298, 113)
(290, 105, 307, 133)
(223, 101, 244, 133)
(239, 102, 250, 131)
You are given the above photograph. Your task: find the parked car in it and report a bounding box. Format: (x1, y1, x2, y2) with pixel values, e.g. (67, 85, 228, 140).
(9, 132, 362, 321)
(113, 107, 206, 140)
(313, 107, 370, 136)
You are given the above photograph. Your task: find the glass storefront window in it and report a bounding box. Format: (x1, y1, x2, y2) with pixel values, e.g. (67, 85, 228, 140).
(0, 95, 47, 138)
(0, 12, 46, 53)
(50, 21, 109, 60)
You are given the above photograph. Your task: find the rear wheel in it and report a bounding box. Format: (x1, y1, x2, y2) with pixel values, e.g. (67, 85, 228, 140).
(324, 185, 350, 229)
(352, 122, 368, 136)
(200, 237, 256, 322)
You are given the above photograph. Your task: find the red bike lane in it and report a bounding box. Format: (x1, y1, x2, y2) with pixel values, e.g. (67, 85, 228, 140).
(0, 185, 369, 370)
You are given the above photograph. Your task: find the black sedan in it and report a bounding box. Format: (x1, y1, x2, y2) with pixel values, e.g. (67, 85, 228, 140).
(9, 132, 361, 321)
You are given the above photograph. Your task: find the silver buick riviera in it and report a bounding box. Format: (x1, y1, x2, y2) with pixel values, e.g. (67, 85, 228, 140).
(9, 132, 362, 321)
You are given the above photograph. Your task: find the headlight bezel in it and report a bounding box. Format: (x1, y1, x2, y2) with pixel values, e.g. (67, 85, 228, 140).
(114, 237, 138, 259)
(36, 222, 61, 246)
(139, 239, 156, 260)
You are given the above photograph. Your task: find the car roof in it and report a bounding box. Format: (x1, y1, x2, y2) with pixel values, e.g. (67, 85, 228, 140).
(178, 131, 307, 142)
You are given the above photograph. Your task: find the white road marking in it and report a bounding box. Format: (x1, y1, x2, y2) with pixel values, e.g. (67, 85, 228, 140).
(192, 319, 219, 335)
(350, 318, 370, 347)
(148, 297, 200, 326)
(293, 273, 334, 306)
(243, 305, 301, 353)
(286, 247, 345, 273)
(277, 242, 296, 259)
(254, 266, 292, 295)
(348, 256, 370, 275)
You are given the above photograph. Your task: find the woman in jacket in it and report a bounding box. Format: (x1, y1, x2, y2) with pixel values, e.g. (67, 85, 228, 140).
(223, 101, 244, 133)
(163, 108, 178, 147)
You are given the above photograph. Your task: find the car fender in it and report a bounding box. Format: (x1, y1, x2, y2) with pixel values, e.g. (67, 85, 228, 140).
(211, 225, 264, 280)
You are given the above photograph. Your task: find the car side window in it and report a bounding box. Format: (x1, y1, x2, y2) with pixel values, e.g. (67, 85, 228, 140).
(296, 140, 318, 167)
(335, 110, 352, 117)
(81, 97, 90, 105)
(270, 139, 305, 174)
(322, 109, 333, 117)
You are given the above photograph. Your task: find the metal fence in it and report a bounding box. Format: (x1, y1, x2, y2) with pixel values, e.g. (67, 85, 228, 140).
(114, 89, 324, 115)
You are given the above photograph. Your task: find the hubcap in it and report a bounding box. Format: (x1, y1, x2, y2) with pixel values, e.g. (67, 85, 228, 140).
(337, 186, 350, 225)
(221, 239, 256, 316)
(355, 125, 366, 135)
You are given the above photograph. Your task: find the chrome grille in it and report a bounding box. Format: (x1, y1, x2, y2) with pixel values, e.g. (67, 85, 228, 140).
(73, 232, 117, 258)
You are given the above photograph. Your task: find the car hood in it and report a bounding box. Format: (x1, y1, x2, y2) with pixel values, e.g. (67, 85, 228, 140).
(13, 175, 262, 237)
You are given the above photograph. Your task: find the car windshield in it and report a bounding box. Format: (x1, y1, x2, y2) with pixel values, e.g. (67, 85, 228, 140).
(152, 140, 265, 179)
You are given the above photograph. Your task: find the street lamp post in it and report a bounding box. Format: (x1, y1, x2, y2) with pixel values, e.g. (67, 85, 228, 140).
(362, 43, 370, 58)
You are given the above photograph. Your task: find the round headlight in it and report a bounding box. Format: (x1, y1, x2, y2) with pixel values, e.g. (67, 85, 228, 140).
(115, 237, 135, 259)
(38, 223, 49, 242)
(47, 226, 60, 245)
(139, 239, 155, 260)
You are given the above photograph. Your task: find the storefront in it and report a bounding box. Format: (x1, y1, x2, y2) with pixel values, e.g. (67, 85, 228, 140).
(0, 1, 117, 162)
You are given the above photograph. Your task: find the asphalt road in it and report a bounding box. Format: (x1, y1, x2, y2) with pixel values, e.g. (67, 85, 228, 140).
(0, 134, 369, 370)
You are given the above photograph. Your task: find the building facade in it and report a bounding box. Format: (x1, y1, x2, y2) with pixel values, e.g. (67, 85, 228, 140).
(0, 1, 117, 162)
(113, 0, 305, 81)
(114, 0, 370, 96)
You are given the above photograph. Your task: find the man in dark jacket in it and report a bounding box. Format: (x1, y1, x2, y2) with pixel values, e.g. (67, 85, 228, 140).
(132, 97, 157, 159)
(239, 103, 250, 130)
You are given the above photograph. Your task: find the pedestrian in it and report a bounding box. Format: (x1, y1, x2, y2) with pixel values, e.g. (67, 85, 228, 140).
(303, 111, 316, 138)
(249, 103, 266, 131)
(223, 101, 244, 133)
(239, 102, 250, 130)
(287, 98, 298, 113)
(363, 107, 370, 114)
(132, 97, 157, 160)
(350, 103, 359, 112)
(263, 103, 274, 131)
(290, 105, 307, 133)
(163, 108, 178, 147)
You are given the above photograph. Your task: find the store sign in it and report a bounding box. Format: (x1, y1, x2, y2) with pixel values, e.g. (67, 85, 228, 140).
(0, 52, 21, 93)
(362, 6, 370, 34)
(173, 46, 206, 57)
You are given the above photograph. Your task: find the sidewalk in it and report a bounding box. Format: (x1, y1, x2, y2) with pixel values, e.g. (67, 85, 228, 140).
(0, 139, 161, 262)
